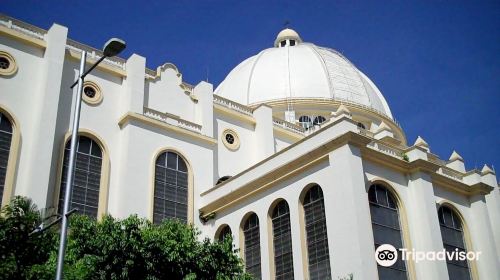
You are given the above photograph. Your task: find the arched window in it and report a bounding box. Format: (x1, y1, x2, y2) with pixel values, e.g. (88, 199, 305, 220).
(58, 136, 103, 218)
(153, 151, 188, 224)
(272, 200, 294, 280)
(0, 112, 13, 204)
(303, 185, 331, 280)
(216, 224, 232, 242)
(368, 184, 407, 279)
(313, 116, 326, 125)
(243, 213, 261, 279)
(438, 206, 471, 280)
(298, 116, 312, 129)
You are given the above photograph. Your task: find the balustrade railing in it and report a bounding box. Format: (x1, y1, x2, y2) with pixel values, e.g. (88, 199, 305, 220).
(143, 107, 202, 133)
(213, 94, 254, 116)
(272, 117, 305, 134)
(0, 14, 46, 40)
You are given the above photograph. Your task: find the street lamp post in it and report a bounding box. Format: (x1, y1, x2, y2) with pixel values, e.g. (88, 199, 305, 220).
(55, 38, 125, 280)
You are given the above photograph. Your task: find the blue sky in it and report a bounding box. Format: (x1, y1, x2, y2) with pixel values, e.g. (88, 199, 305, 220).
(2, 1, 499, 172)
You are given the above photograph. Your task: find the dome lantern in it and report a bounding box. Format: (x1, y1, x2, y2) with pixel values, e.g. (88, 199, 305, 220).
(274, 28, 302, 48)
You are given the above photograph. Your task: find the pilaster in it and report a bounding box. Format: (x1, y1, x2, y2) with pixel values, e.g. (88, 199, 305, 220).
(406, 172, 449, 279)
(253, 105, 275, 161)
(20, 24, 68, 208)
(468, 194, 500, 278)
(325, 144, 378, 279)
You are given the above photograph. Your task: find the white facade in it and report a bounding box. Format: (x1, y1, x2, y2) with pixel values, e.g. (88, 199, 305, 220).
(0, 15, 499, 280)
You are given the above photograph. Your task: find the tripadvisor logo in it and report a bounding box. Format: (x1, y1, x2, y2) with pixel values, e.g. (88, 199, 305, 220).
(375, 244, 482, 266)
(375, 244, 398, 267)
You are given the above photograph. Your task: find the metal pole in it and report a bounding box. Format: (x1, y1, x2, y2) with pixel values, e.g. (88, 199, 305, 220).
(55, 50, 86, 280)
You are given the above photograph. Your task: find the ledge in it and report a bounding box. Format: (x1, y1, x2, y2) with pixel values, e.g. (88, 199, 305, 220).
(214, 104, 256, 125)
(118, 112, 217, 145)
(200, 126, 494, 219)
(0, 25, 46, 48)
(66, 49, 126, 77)
(199, 131, 371, 217)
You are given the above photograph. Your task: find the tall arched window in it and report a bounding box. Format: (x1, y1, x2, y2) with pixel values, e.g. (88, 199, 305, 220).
(272, 200, 294, 280)
(58, 136, 103, 218)
(368, 184, 407, 279)
(0, 112, 13, 204)
(438, 206, 471, 280)
(303, 185, 331, 280)
(216, 224, 232, 242)
(154, 151, 188, 224)
(243, 213, 261, 279)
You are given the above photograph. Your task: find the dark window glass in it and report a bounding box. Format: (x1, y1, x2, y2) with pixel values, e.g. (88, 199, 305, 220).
(368, 184, 408, 279)
(58, 136, 103, 218)
(357, 122, 366, 129)
(83, 86, 96, 98)
(272, 200, 294, 280)
(0, 113, 13, 205)
(225, 133, 235, 144)
(299, 116, 312, 129)
(313, 116, 326, 125)
(154, 151, 188, 224)
(244, 213, 261, 279)
(290, 40, 295, 46)
(280, 41, 286, 47)
(217, 225, 232, 242)
(438, 206, 471, 280)
(0, 57, 9, 70)
(303, 185, 331, 280)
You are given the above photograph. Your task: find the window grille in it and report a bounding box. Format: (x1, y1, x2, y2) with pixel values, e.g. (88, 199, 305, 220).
(303, 185, 331, 280)
(272, 200, 294, 279)
(154, 151, 188, 223)
(368, 184, 408, 279)
(58, 136, 102, 218)
(0, 113, 13, 204)
(217, 225, 232, 242)
(244, 213, 261, 279)
(438, 206, 471, 280)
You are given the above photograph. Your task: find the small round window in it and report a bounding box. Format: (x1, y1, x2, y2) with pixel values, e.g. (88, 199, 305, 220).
(222, 129, 240, 151)
(82, 81, 103, 105)
(0, 51, 18, 76)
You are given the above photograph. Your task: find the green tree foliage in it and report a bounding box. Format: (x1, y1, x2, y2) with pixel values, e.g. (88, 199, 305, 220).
(0, 197, 251, 280)
(0, 196, 57, 280)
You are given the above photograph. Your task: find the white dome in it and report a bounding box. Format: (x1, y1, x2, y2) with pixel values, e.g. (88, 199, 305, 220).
(215, 34, 393, 119)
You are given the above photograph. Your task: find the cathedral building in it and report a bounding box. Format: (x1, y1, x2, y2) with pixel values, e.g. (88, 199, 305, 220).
(0, 14, 499, 279)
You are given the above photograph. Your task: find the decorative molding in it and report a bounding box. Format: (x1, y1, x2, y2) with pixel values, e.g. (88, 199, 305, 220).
(82, 80, 103, 105)
(0, 14, 46, 48)
(0, 50, 18, 76)
(200, 130, 493, 218)
(255, 98, 407, 145)
(221, 128, 240, 151)
(449, 150, 464, 162)
(118, 111, 217, 145)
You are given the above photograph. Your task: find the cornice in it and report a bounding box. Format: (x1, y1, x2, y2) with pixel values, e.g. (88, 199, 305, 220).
(0, 25, 46, 48)
(66, 49, 126, 77)
(273, 125, 304, 140)
(214, 104, 256, 125)
(199, 131, 370, 216)
(200, 128, 492, 219)
(118, 112, 217, 145)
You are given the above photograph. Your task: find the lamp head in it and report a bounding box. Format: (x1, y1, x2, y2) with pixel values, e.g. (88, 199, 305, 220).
(103, 38, 126, 57)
